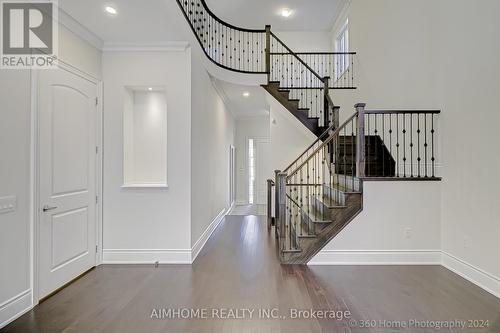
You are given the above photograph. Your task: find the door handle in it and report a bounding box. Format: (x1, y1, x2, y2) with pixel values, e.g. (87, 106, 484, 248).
(42, 205, 58, 212)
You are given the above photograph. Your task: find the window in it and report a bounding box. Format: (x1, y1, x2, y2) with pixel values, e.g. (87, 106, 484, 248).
(123, 87, 168, 188)
(248, 139, 255, 204)
(335, 19, 349, 79)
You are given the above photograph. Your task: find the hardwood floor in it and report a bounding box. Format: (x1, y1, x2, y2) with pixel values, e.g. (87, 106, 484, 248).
(3, 215, 500, 332)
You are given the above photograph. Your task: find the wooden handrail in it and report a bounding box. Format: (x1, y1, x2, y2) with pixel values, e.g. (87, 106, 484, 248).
(364, 109, 441, 114)
(197, 0, 265, 33)
(269, 31, 325, 82)
(283, 119, 337, 173)
(270, 52, 357, 55)
(286, 111, 360, 179)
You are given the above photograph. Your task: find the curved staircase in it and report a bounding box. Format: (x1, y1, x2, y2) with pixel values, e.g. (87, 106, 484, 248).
(177, 0, 441, 264)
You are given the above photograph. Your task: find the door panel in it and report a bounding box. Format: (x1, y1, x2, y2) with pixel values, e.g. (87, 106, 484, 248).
(51, 86, 90, 195)
(51, 207, 89, 270)
(38, 68, 97, 299)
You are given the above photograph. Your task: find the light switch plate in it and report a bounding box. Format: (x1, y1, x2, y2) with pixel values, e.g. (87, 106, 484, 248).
(0, 196, 17, 214)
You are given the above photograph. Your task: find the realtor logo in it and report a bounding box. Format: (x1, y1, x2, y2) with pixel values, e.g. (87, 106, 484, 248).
(1, 0, 58, 68)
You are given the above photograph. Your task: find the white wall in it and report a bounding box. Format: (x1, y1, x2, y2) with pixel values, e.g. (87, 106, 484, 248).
(102, 49, 192, 261)
(317, 0, 500, 295)
(434, 0, 500, 295)
(274, 31, 332, 52)
(0, 70, 32, 326)
(58, 25, 102, 79)
(330, 0, 439, 116)
(0, 24, 101, 327)
(311, 181, 442, 264)
(235, 116, 270, 204)
(190, 45, 235, 246)
(268, 95, 317, 174)
(123, 90, 168, 186)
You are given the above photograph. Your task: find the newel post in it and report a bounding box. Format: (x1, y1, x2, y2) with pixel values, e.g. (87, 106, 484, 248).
(274, 170, 281, 238)
(355, 103, 366, 179)
(265, 25, 271, 80)
(266, 179, 274, 230)
(276, 172, 287, 247)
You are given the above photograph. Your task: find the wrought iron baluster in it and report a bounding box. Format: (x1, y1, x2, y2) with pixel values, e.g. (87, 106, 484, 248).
(417, 113, 421, 177)
(410, 114, 413, 177)
(403, 114, 407, 178)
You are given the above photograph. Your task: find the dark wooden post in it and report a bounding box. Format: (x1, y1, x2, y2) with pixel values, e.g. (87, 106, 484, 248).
(355, 103, 366, 182)
(276, 172, 287, 251)
(265, 25, 271, 81)
(274, 170, 280, 238)
(266, 179, 274, 230)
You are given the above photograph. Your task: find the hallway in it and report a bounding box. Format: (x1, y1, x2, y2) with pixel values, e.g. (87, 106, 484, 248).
(2, 215, 500, 332)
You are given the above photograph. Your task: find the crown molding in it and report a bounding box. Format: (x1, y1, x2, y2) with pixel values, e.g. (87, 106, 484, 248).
(57, 8, 104, 50)
(102, 42, 190, 52)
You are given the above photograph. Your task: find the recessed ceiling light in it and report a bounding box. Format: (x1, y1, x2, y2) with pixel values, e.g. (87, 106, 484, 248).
(148, 87, 153, 91)
(281, 8, 293, 18)
(243, 92, 250, 97)
(105, 6, 117, 15)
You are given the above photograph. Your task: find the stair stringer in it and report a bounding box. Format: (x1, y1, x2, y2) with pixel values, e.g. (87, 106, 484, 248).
(265, 88, 318, 143)
(281, 186, 363, 265)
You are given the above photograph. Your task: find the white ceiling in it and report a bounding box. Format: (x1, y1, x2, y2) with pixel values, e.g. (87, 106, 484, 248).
(59, 0, 189, 43)
(205, 0, 345, 31)
(59, 0, 337, 118)
(212, 78, 269, 118)
(59, 0, 344, 43)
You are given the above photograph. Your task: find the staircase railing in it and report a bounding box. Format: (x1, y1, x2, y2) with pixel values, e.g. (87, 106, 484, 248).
(272, 52, 357, 89)
(177, 0, 267, 73)
(274, 104, 366, 253)
(176, 0, 339, 127)
(362, 109, 441, 179)
(269, 32, 333, 127)
(270, 104, 442, 254)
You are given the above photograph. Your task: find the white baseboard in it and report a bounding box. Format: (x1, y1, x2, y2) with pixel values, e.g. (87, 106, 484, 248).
(442, 251, 500, 299)
(308, 250, 442, 265)
(0, 289, 32, 329)
(191, 208, 228, 262)
(102, 206, 230, 265)
(102, 249, 192, 264)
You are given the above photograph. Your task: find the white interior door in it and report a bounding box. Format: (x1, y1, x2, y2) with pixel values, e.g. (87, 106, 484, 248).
(254, 138, 271, 205)
(38, 68, 98, 299)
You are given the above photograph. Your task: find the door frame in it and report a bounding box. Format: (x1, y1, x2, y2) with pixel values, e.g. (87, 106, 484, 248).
(30, 60, 103, 305)
(229, 145, 236, 207)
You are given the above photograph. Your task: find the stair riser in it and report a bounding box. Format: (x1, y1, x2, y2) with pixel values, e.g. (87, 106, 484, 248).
(310, 196, 346, 221)
(300, 210, 329, 234)
(282, 197, 363, 264)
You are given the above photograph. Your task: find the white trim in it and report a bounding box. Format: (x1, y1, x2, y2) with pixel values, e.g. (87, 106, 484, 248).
(308, 250, 442, 265)
(102, 206, 231, 264)
(442, 252, 500, 299)
(121, 183, 169, 189)
(102, 249, 192, 264)
(58, 8, 104, 50)
(96, 80, 104, 266)
(191, 208, 228, 262)
(29, 68, 40, 307)
(102, 42, 190, 52)
(0, 290, 33, 329)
